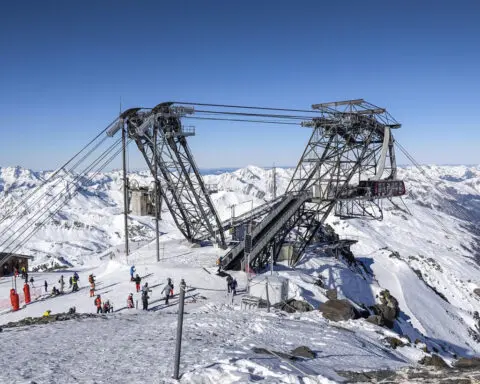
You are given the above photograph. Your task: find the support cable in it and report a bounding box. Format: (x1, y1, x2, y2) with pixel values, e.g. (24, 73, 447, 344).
(395, 141, 477, 225)
(7, 140, 130, 257)
(0, 137, 124, 254)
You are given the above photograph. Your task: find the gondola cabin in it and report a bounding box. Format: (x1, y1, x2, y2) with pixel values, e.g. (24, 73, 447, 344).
(358, 180, 406, 198)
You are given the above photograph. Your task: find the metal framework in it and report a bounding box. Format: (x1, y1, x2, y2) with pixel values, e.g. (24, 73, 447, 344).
(221, 99, 404, 270)
(118, 103, 226, 248)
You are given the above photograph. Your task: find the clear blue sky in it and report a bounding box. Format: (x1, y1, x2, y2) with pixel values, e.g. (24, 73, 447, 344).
(1, 0, 479, 171)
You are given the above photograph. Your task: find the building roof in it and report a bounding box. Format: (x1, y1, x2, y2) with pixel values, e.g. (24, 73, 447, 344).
(0, 253, 34, 263)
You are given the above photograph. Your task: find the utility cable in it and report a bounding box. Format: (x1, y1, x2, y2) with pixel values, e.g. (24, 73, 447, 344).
(0, 137, 124, 254)
(8, 139, 130, 257)
(0, 118, 118, 226)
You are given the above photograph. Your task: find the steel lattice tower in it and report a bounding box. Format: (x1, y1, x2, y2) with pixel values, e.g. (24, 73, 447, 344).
(122, 103, 226, 248)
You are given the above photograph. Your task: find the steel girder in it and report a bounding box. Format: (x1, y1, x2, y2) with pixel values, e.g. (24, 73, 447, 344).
(252, 112, 394, 268)
(125, 105, 226, 248)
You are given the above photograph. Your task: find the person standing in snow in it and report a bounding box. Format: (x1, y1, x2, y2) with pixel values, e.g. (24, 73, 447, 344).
(103, 300, 112, 313)
(24, 272, 29, 284)
(226, 275, 233, 293)
(167, 278, 174, 297)
(161, 279, 174, 305)
(94, 295, 102, 314)
(44, 280, 48, 293)
(231, 278, 238, 295)
(127, 293, 134, 309)
(58, 275, 65, 293)
(130, 265, 136, 281)
(72, 275, 79, 292)
(29, 277, 35, 287)
(142, 283, 151, 310)
(134, 274, 142, 293)
(69, 276, 72, 288)
(89, 281, 96, 297)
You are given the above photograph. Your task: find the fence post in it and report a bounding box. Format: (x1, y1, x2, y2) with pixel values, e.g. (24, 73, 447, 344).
(173, 279, 186, 380)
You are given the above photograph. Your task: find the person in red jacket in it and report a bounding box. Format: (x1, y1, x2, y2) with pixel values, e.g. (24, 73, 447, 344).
(127, 293, 134, 308)
(94, 295, 102, 314)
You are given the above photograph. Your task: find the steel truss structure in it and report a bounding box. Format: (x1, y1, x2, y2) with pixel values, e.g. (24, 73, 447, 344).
(118, 103, 226, 248)
(221, 99, 404, 270)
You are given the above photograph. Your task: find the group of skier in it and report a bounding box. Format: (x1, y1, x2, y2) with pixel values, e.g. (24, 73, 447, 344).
(128, 266, 176, 311)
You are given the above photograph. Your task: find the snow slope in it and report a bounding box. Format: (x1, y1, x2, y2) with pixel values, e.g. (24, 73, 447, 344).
(1, 164, 480, 382)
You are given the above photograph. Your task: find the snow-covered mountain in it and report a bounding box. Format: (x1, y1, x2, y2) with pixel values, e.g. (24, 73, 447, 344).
(1, 163, 480, 371)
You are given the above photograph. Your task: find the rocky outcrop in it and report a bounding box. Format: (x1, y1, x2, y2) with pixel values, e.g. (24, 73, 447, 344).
(319, 299, 359, 321)
(2, 312, 105, 328)
(273, 299, 313, 313)
(290, 346, 316, 359)
(371, 290, 400, 328)
(419, 354, 449, 369)
(326, 289, 337, 300)
(454, 357, 480, 369)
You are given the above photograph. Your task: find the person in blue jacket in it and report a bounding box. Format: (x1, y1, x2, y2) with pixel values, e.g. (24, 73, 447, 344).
(130, 265, 136, 281)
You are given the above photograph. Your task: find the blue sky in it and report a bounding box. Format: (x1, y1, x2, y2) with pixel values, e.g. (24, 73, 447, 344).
(0, 1, 479, 171)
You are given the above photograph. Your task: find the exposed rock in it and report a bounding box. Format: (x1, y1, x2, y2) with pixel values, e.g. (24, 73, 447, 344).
(290, 346, 316, 359)
(419, 354, 449, 369)
(474, 288, 480, 297)
(325, 289, 337, 300)
(366, 315, 384, 326)
(319, 299, 359, 321)
(454, 357, 480, 369)
(371, 290, 400, 328)
(2, 312, 105, 328)
(384, 337, 405, 349)
(251, 347, 296, 360)
(273, 299, 313, 313)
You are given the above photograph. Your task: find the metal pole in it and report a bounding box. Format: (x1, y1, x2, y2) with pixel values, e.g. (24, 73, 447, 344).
(122, 121, 130, 262)
(271, 244, 275, 276)
(265, 278, 270, 313)
(154, 125, 160, 263)
(173, 279, 186, 380)
(273, 163, 277, 199)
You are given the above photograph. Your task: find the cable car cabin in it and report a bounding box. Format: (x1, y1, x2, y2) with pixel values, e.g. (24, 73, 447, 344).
(358, 180, 406, 198)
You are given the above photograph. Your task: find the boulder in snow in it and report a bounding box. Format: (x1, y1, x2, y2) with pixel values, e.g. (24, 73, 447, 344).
(319, 299, 359, 321)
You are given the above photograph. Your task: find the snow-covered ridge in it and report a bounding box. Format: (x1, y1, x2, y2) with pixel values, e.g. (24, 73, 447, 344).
(1, 164, 480, 360)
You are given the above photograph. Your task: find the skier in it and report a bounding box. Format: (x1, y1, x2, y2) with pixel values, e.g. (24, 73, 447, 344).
(58, 275, 65, 293)
(44, 280, 48, 293)
(142, 283, 151, 310)
(231, 278, 238, 296)
(161, 279, 174, 305)
(89, 281, 96, 297)
(73, 272, 79, 282)
(88, 274, 95, 285)
(226, 275, 233, 293)
(127, 293, 134, 309)
(69, 276, 73, 288)
(94, 295, 102, 314)
(51, 286, 60, 296)
(103, 300, 112, 313)
(216, 257, 223, 273)
(72, 275, 79, 292)
(24, 272, 29, 284)
(29, 277, 35, 287)
(167, 278, 174, 297)
(21, 266, 26, 279)
(134, 274, 142, 293)
(130, 265, 136, 281)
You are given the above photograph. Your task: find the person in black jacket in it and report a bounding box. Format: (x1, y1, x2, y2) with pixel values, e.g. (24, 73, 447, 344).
(134, 274, 142, 293)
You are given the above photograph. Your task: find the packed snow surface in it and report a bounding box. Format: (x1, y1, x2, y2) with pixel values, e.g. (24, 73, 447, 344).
(1, 164, 480, 383)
